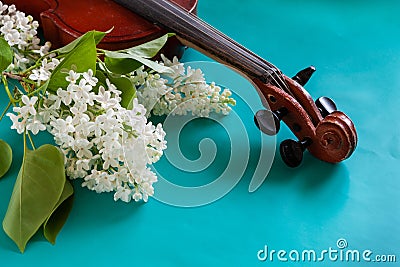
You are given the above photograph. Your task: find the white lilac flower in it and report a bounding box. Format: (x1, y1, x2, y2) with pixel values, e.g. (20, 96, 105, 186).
(135, 55, 236, 117)
(6, 112, 24, 134)
(39, 69, 167, 203)
(33, 41, 51, 56)
(114, 186, 132, 202)
(0, 2, 8, 14)
(20, 95, 38, 116)
(28, 57, 60, 84)
(5, 30, 20, 46)
(95, 85, 119, 109)
(83, 69, 98, 86)
(26, 117, 46, 135)
(0, 3, 49, 72)
(66, 70, 80, 84)
(4, 22, 235, 204)
(6, 95, 46, 135)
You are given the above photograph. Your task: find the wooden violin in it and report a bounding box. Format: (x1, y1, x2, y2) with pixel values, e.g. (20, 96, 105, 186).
(7, 0, 357, 167)
(113, 0, 358, 167)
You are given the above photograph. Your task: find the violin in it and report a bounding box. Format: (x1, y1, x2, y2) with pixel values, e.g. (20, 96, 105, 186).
(7, 0, 357, 167)
(112, 0, 357, 167)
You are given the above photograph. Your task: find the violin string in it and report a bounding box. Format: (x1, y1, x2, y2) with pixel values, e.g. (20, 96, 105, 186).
(120, 0, 291, 93)
(198, 25, 291, 92)
(186, 6, 292, 93)
(165, 2, 291, 92)
(153, 0, 292, 92)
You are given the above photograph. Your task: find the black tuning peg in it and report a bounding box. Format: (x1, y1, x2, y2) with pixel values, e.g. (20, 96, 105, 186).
(254, 108, 288, 136)
(279, 138, 312, 167)
(315, 96, 337, 117)
(292, 66, 316, 86)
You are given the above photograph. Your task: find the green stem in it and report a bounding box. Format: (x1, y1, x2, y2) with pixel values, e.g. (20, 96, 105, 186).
(22, 77, 36, 85)
(0, 101, 11, 121)
(23, 129, 27, 157)
(27, 132, 36, 150)
(2, 75, 18, 103)
(20, 50, 57, 75)
(20, 62, 40, 75)
(26, 81, 48, 97)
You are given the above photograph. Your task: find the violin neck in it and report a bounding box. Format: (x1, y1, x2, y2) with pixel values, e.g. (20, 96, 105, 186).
(113, 0, 283, 86)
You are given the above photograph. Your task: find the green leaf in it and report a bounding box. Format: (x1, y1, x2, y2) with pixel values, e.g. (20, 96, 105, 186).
(95, 68, 136, 109)
(0, 139, 12, 179)
(43, 179, 74, 244)
(104, 56, 142, 75)
(123, 33, 172, 58)
(55, 30, 106, 54)
(2, 144, 66, 253)
(94, 66, 108, 88)
(35, 79, 50, 95)
(108, 75, 136, 109)
(47, 31, 99, 91)
(105, 50, 173, 75)
(0, 37, 13, 72)
(103, 33, 172, 75)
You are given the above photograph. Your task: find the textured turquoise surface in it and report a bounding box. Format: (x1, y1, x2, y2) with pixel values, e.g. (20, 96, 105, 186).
(1, 0, 399, 266)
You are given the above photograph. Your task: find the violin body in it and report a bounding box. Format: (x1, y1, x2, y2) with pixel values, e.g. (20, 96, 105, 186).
(4, 0, 197, 55)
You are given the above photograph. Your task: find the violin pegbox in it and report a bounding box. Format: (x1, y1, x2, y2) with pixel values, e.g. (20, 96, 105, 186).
(253, 67, 357, 167)
(254, 66, 316, 136)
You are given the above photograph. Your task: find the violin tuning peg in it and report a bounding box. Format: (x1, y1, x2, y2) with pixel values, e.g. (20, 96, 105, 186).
(292, 66, 316, 86)
(279, 138, 312, 167)
(254, 108, 288, 136)
(315, 96, 337, 117)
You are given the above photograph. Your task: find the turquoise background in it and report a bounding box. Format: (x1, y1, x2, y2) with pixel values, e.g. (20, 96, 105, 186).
(1, 0, 399, 266)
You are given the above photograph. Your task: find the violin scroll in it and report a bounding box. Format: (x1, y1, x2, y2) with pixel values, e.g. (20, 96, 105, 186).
(311, 111, 357, 163)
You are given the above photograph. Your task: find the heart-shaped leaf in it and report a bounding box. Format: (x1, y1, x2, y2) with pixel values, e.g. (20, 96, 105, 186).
(0, 139, 12, 179)
(43, 179, 74, 244)
(2, 144, 66, 252)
